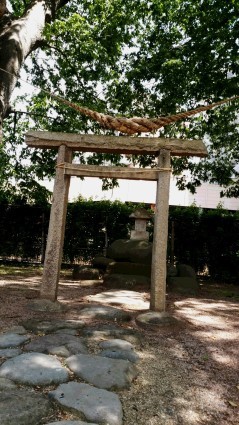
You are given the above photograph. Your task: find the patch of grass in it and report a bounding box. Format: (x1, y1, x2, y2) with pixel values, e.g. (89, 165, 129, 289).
(0, 265, 73, 279)
(0, 265, 43, 276)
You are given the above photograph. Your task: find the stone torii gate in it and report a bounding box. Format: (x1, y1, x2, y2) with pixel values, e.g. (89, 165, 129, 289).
(25, 131, 207, 311)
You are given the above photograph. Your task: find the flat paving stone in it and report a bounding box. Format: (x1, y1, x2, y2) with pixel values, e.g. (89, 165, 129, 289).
(24, 333, 88, 355)
(136, 311, 180, 329)
(82, 326, 141, 346)
(66, 353, 138, 390)
(0, 377, 17, 390)
(86, 290, 149, 310)
(99, 338, 134, 351)
(100, 349, 139, 363)
(46, 421, 98, 425)
(0, 348, 22, 358)
(21, 319, 85, 333)
(78, 305, 131, 321)
(48, 345, 71, 357)
(98, 339, 140, 362)
(0, 388, 53, 425)
(54, 328, 78, 335)
(0, 352, 69, 386)
(49, 382, 123, 425)
(4, 326, 27, 335)
(0, 333, 30, 349)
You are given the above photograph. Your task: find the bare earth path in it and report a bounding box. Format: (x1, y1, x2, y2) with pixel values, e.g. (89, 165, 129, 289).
(0, 270, 238, 425)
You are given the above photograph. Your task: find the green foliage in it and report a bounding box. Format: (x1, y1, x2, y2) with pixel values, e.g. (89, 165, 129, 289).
(64, 198, 138, 262)
(169, 205, 239, 282)
(0, 204, 50, 260)
(0, 197, 239, 283)
(2, 0, 239, 202)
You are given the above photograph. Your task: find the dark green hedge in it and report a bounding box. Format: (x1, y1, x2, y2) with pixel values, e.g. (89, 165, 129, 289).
(168, 205, 239, 282)
(0, 200, 238, 282)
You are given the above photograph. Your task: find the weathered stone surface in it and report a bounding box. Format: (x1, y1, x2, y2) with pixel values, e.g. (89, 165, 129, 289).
(92, 255, 115, 270)
(0, 388, 52, 425)
(99, 339, 134, 351)
(48, 346, 71, 357)
(72, 265, 100, 280)
(0, 353, 69, 386)
(86, 289, 149, 311)
(0, 348, 22, 358)
(104, 273, 150, 289)
(78, 305, 131, 321)
(98, 339, 140, 363)
(23, 333, 88, 355)
(82, 326, 141, 346)
(66, 353, 138, 390)
(167, 276, 199, 295)
(4, 326, 27, 335)
(100, 349, 139, 363)
(54, 328, 78, 335)
(177, 263, 197, 278)
(136, 312, 179, 329)
(107, 239, 152, 264)
(0, 377, 17, 390)
(167, 263, 178, 277)
(21, 319, 85, 333)
(49, 382, 123, 425)
(27, 299, 65, 312)
(46, 421, 98, 425)
(106, 261, 151, 277)
(0, 333, 30, 349)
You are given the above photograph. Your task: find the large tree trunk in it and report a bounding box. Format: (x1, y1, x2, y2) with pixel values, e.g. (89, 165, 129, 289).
(0, 0, 70, 140)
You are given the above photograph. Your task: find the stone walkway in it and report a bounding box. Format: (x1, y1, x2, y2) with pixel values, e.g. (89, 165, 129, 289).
(0, 303, 143, 425)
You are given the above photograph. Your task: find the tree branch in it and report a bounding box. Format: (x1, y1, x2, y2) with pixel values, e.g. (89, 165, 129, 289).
(0, 0, 71, 139)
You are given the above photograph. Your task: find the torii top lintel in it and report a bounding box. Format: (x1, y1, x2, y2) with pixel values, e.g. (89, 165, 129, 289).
(25, 131, 208, 157)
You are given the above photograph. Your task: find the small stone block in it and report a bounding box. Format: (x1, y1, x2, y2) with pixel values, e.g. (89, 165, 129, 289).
(136, 312, 179, 329)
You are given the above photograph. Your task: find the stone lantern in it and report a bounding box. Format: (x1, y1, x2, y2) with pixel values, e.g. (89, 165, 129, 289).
(129, 208, 152, 241)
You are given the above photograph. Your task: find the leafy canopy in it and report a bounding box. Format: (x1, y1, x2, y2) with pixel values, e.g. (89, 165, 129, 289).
(2, 0, 239, 203)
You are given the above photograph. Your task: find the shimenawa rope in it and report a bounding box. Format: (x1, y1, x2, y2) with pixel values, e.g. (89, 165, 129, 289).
(0, 66, 238, 135)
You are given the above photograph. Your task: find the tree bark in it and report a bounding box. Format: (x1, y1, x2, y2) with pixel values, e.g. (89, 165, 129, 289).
(0, 0, 70, 139)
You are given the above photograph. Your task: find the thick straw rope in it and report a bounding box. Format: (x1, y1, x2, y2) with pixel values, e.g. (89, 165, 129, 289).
(54, 95, 239, 135)
(0, 66, 238, 134)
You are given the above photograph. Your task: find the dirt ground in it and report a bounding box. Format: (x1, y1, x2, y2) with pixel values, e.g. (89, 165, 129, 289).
(0, 268, 238, 425)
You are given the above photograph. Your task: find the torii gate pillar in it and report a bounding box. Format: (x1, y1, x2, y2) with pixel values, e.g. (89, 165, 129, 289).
(40, 145, 72, 301)
(150, 149, 171, 311)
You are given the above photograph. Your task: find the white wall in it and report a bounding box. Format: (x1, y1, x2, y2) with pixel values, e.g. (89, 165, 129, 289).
(42, 175, 239, 210)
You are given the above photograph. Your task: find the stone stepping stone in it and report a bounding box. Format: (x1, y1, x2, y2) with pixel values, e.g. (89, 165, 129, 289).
(99, 338, 135, 351)
(0, 333, 30, 349)
(4, 325, 27, 335)
(82, 326, 141, 345)
(0, 377, 17, 390)
(46, 421, 98, 425)
(100, 349, 139, 363)
(21, 319, 85, 333)
(0, 388, 53, 425)
(0, 348, 22, 358)
(49, 382, 123, 425)
(66, 353, 138, 390)
(78, 305, 131, 321)
(98, 338, 140, 362)
(136, 311, 179, 329)
(24, 333, 88, 355)
(86, 289, 149, 310)
(54, 328, 78, 335)
(0, 352, 69, 386)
